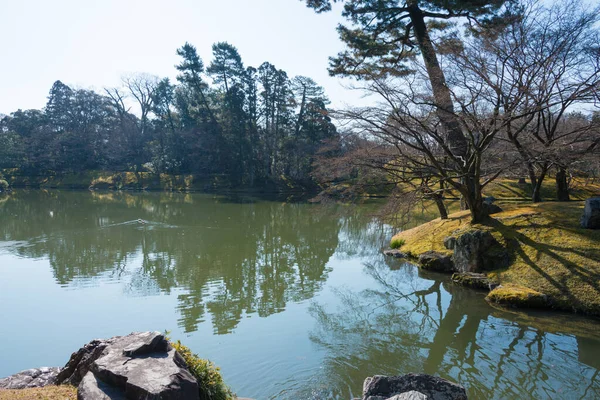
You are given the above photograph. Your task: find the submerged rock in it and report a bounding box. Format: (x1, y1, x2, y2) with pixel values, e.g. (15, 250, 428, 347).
(418, 251, 454, 273)
(361, 374, 467, 400)
(581, 197, 600, 229)
(0, 367, 60, 389)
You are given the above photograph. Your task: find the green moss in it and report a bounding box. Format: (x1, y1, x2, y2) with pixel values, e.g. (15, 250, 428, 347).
(483, 177, 600, 201)
(486, 285, 548, 308)
(390, 237, 405, 249)
(171, 340, 234, 400)
(393, 202, 600, 315)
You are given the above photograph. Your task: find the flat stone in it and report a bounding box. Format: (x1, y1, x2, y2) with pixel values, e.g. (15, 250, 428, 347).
(384, 249, 408, 258)
(452, 272, 499, 291)
(362, 374, 467, 400)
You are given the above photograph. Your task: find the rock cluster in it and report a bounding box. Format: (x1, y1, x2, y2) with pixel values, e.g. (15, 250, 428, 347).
(581, 197, 600, 229)
(0, 367, 60, 389)
(0, 332, 200, 400)
(357, 374, 467, 400)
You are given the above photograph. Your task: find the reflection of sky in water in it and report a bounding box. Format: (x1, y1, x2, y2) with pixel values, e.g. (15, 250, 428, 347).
(0, 190, 598, 399)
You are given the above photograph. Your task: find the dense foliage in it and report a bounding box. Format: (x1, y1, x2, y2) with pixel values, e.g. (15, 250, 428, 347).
(0, 42, 337, 189)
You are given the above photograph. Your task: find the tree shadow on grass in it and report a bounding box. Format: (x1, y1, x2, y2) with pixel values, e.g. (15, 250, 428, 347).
(485, 217, 600, 312)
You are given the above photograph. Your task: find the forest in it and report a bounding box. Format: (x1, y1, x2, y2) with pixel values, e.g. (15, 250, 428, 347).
(0, 42, 337, 188)
(1, 0, 600, 220)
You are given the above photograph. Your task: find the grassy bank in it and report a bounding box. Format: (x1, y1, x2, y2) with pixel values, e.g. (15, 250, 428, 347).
(393, 202, 600, 315)
(1, 169, 312, 194)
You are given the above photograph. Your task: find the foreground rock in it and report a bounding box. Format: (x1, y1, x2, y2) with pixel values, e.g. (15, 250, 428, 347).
(418, 251, 454, 272)
(359, 374, 467, 400)
(64, 331, 199, 400)
(0, 367, 60, 389)
(1, 332, 201, 399)
(581, 197, 600, 229)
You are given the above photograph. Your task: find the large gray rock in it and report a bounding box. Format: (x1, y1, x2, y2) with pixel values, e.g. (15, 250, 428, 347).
(581, 197, 600, 229)
(362, 374, 467, 400)
(0, 367, 60, 389)
(56, 337, 119, 386)
(418, 251, 454, 273)
(55, 331, 199, 400)
(452, 230, 508, 273)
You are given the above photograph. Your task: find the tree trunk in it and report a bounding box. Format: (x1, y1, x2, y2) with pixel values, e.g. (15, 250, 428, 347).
(531, 164, 548, 203)
(408, 5, 467, 161)
(555, 166, 570, 201)
(462, 177, 485, 224)
(434, 194, 448, 220)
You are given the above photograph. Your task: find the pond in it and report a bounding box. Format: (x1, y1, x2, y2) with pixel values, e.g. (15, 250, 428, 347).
(0, 190, 599, 399)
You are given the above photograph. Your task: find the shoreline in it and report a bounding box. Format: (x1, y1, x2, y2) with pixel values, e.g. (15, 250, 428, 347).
(388, 201, 600, 316)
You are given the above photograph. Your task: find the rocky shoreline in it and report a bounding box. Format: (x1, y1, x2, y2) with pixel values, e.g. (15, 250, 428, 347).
(0, 332, 469, 400)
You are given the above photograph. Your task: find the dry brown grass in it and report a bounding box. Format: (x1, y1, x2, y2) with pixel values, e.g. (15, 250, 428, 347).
(0, 386, 77, 400)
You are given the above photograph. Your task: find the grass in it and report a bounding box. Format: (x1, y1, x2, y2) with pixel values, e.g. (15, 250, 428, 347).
(170, 340, 234, 400)
(390, 237, 405, 249)
(0, 386, 77, 399)
(392, 202, 600, 315)
(483, 177, 600, 201)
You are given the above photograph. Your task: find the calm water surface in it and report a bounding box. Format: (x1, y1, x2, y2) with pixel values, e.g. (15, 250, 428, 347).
(0, 190, 599, 399)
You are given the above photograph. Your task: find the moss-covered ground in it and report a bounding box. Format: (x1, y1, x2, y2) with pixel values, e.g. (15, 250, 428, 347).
(393, 202, 600, 315)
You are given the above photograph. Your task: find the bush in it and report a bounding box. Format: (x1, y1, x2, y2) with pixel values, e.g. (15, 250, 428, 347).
(390, 237, 406, 249)
(171, 340, 234, 400)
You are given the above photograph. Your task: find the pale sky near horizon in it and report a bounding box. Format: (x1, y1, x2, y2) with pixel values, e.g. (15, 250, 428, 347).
(0, 0, 370, 115)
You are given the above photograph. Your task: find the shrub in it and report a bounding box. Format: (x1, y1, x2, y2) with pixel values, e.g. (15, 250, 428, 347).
(390, 237, 406, 249)
(171, 340, 234, 400)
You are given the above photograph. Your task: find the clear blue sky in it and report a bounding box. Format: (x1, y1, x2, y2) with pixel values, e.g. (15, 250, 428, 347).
(0, 0, 369, 115)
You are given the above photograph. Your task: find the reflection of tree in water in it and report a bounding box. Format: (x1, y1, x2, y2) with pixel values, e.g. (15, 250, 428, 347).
(0, 191, 341, 334)
(306, 261, 600, 400)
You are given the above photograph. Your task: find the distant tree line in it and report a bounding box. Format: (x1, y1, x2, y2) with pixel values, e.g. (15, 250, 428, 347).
(0, 42, 337, 188)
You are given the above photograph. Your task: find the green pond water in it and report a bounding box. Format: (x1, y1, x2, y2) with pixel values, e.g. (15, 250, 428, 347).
(0, 190, 599, 399)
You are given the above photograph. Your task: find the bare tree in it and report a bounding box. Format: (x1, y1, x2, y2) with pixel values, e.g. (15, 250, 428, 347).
(465, 0, 600, 202)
